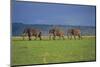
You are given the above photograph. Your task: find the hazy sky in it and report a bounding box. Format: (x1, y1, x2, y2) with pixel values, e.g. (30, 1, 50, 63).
(12, 1, 96, 26)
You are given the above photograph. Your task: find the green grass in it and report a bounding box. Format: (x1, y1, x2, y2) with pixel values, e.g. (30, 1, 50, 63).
(11, 36, 96, 66)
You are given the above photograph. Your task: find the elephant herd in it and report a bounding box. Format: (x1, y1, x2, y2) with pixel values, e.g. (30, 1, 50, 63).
(22, 27, 82, 40)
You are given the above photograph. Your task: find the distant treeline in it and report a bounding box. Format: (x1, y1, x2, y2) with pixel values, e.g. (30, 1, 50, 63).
(12, 23, 96, 36)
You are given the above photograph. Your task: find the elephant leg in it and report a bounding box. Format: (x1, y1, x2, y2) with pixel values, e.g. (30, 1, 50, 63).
(35, 35, 38, 40)
(28, 33, 31, 40)
(28, 35, 31, 40)
(22, 33, 26, 40)
(62, 35, 65, 40)
(40, 36, 42, 40)
(38, 32, 42, 40)
(39, 35, 42, 40)
(59, 36, 61, 40)
(78, 34, 82, 40)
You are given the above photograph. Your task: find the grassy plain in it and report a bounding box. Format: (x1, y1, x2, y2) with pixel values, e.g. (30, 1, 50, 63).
(11, 36, 96, 66)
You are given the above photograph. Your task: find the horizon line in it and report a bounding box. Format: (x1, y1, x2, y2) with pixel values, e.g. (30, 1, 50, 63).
(12, 22, 96, 27)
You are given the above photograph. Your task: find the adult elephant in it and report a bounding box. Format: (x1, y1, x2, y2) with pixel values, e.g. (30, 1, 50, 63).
(67, 29, 82, 39)
(49, 27, 65, 40)
(22, 28, 42, 40)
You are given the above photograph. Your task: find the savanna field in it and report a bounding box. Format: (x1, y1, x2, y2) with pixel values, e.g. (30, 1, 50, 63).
(12, 36, 96, 66)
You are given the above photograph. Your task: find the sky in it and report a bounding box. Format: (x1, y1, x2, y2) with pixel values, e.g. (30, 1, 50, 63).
(12, 0, 96, 26)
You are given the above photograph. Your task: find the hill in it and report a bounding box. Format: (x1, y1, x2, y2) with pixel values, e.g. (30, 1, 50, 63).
(12, 23, 96, 36)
